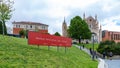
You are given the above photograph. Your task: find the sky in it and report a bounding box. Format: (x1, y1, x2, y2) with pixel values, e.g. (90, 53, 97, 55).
(7, 0, 120, 34)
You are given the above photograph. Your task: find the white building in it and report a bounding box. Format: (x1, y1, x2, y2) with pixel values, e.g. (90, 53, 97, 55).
(13, 21, 48, 35)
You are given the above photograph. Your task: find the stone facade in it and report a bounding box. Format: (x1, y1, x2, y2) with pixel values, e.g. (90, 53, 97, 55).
(83, 14, 102, 43)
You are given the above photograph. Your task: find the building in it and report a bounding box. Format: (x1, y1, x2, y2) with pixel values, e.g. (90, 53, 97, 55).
(102, 30, 120, 43)
(83, 14, 102, 43)
(13, 21, 48, 35)
(62, 18, 68, 37)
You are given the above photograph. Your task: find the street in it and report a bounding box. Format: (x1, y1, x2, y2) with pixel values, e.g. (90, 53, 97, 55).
(105, 59, 120, 68)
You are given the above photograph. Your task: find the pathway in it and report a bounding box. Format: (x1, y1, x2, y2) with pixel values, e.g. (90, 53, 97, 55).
(74, 45, 90, 54)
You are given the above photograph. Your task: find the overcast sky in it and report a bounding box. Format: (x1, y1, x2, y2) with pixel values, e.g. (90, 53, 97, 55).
(7, 0, 120, 34)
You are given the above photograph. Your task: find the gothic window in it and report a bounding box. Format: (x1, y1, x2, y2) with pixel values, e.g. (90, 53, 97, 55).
(90, 25, 92, 28)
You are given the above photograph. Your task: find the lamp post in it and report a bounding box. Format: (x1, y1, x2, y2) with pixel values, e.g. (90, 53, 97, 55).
(79, 36, 81, 50)
(92, 33, 95, 60)
(80, 36, 81, 44)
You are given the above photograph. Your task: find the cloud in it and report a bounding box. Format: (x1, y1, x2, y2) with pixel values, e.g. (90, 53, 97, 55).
(6, 0, 120, 34)
(101, 0, 120, 12)
(102, 15, 120, 31)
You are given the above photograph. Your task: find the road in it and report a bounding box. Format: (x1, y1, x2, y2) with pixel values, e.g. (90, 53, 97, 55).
(105, 59, 120, 68)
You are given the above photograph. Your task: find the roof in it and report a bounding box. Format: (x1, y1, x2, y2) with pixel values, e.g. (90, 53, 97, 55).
(103, 30, 120, 33)
(12, 21, 48, 26)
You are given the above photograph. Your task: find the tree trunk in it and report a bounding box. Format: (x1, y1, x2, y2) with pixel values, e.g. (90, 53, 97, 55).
(2, 20, 7, 35)
(79, 38, 81, 44)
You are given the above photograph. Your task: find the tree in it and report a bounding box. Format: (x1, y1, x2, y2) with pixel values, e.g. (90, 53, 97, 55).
(68, 16, 91, 43)
(19, 29, 26, 38)
(54, 32, 61, 36)
(0, 0, 13, 35)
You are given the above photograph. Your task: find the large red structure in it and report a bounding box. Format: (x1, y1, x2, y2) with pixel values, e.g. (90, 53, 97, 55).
(102, 30, 120, 43)
(28, 31, 72, 47)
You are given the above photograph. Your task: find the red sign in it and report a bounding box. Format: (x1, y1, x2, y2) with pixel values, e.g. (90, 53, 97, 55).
(28, 31, 72, 47)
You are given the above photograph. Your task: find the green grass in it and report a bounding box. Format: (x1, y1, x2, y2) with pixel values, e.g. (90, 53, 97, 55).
(84, 43, 99, 51)
(0, 35, 98, 68)
(78, 43, 99, 51)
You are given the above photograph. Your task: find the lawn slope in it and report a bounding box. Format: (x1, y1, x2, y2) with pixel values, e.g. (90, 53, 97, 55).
(0, 35, 98, 68)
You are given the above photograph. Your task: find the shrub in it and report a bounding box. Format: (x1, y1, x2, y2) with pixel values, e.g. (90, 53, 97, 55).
(19, 29, 26, 38)
(97, 40, 120, 55)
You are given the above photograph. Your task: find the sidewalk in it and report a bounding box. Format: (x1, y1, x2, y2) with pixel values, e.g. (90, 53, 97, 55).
(74, 44, 108, 68)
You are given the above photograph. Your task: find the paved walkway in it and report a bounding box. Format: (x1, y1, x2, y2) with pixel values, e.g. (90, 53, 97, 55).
(74, 45, 91, 55)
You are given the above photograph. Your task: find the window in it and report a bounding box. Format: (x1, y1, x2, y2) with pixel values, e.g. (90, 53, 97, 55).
(19, 25, 20, 28)
(26, 25, 28, 28)
(89, 19, 92, 21)
(16, 25, 17, 28)
(30, 25, 32, 28)
(42, 26, 45, 30)
(108, 32, 110, 36)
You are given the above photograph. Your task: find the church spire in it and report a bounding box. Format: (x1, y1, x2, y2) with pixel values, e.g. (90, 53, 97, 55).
(62, 17, 67, 37)
(95, 14, 97, 21)
(83, 13, 85, 19)
(63, 17, 66, 23)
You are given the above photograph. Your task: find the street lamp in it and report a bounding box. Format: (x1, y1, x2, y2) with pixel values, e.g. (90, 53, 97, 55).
(80, 36, 81, 44)
(92, 33, 95, 60)
(79, 36, 81, 50)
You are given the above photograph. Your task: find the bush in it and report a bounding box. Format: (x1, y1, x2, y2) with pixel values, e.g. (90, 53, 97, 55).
(19, 29, 26, 38)
(97, 40, 120, 55)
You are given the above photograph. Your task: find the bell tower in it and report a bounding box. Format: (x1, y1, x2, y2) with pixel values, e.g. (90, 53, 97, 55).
(62, 17, 68, 37)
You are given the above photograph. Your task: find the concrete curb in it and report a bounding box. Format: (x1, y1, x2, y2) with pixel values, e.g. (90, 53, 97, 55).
(98, 58, 108, 68)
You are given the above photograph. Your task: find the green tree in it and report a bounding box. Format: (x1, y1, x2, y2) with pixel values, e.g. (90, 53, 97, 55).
(54, 32, 61, 36)
(0, 0, 13, 35)
(68, 16, 91, 43)
(82, 20, 91, 39)
(19, 29, 26, 38)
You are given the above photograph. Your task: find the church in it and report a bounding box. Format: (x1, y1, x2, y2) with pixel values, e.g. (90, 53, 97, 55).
(62, 14, 102, 43)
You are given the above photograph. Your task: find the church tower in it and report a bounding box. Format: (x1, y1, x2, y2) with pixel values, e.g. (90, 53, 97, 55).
(83, 13, 85, 20)
(62, 18, 68, 37)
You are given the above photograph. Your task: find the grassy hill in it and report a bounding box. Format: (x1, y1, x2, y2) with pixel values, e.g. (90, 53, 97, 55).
(0, 35, 98, 68)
